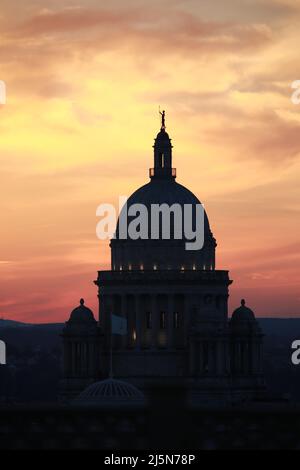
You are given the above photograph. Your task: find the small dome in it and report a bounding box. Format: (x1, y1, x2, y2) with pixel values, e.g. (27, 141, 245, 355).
(231, 299, 256, 323)
(73, 378, 145, 408)
(155, 129, 171, 140)
(68, 299, 96, 324)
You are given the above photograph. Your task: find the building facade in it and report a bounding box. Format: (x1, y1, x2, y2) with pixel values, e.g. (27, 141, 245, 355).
(61, 116, 265, 404)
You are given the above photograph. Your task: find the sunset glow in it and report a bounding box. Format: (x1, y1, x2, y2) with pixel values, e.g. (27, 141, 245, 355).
(1, 0, 300, 321)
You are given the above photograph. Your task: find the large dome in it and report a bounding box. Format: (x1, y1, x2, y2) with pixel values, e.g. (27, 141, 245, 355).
(111, 123, 216, 271)
(73, 378, 145, 408)
(127, 179, 204, 208)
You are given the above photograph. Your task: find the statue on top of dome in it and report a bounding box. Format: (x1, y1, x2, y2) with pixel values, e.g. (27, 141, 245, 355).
(159, 108, 166, 130)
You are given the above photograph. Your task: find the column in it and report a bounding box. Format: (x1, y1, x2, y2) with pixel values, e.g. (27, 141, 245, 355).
(208, 342, 214, 375)
(88, 340, 93, 377)
(225, 336, 231, 375)
(243, 341, 248, 375)
(100, 294, 111, 348)
(63, 340, 69, 375)
(189, 339, 195, 375)
(198, 342, 203, 375)
(151, 294, 158, 349)
(98, 292, 104, 329)
(72, 342, 76, 377)
(121, 294, 127, 349)
(253, 341, 257, 374)
(183, 295, 188, 348)
(97, 291, 101, 324)
(235, 342, 239, 374)
(167, 294, 174, 350)
(259, 342, 263, 374)
(216, 340, 223, 376)
(135, 295, 142, 350)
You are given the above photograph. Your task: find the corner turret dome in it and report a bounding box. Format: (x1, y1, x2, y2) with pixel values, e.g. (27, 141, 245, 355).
(231, 299, 256, 323)
(68, 299, 96, 324)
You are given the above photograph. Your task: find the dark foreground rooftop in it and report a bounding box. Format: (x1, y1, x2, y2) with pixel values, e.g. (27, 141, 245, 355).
(1, 402, 300, 450)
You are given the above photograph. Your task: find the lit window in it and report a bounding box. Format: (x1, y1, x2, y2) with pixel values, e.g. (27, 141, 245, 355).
(128, 264, 132, 271)
(140, 264, 144, 271)
(181, 266, 185, 271)
(192, 264, 196, 271)
(133, 330, 136, 342)
(120, 266, 123, 271)
(159, 152, 164, 168)
(160, 311, 166, 329)
(153, 264, 157, 270)
(146, 312, 152, 329)
(173, 312, 180, 328)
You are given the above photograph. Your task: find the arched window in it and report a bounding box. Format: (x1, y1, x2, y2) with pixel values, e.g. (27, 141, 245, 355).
(146, 312, 152, 329)
(173, 312, 180, 329)
(160, 311, 166, 329)
(159, 152, 165, 168)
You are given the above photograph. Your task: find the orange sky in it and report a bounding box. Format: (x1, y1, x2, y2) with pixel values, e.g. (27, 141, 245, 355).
(0, 0, 300, 322)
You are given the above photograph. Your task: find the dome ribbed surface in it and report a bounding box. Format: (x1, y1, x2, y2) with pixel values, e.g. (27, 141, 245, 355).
(74, 379, 145, 407)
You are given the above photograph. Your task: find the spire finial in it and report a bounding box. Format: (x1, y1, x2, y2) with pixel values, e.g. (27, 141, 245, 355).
(159, 107, 166, 131)
(80, 298, 84, 306)
(241, 299, 245, 306)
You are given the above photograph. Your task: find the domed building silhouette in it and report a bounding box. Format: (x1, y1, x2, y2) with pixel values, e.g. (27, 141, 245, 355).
(61, 113, 265, 405)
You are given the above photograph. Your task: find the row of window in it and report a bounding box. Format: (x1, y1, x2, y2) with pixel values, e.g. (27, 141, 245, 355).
(114, 265, 214, 271)
(145, 311, 181, 329)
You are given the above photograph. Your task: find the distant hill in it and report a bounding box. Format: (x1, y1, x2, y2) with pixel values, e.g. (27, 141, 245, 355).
(258, 318, 300, 339)
(0, 318, 63, 329)
(0, 319, 31, 328)
(0, 321, 64, 352)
